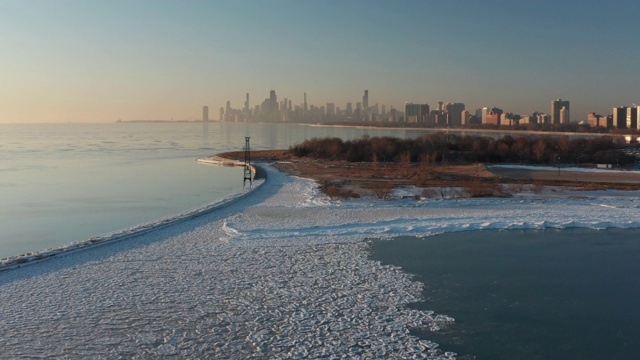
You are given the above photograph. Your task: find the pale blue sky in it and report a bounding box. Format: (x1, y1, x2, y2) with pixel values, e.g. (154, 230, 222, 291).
(1, 0, 638, 123)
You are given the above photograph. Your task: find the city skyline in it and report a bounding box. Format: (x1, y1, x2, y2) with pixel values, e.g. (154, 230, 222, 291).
(1, 0, 639, 123)
(217, 89, 591, 126)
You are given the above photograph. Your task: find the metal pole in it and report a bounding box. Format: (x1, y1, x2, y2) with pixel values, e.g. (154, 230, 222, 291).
(243, 137, 252, 188)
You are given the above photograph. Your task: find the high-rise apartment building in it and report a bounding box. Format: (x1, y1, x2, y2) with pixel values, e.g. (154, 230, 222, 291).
(613, 107, 627, 129)
(627, 106, 639, 130)
(461, 110, 470, 125)
(587, 112, 602, 127)
(477, 107, 490, 124)
(405, 103, 430, 123)
(551, 99, 570, 124)
(537, 113, 551, 124)
(445, 103, 465, 126)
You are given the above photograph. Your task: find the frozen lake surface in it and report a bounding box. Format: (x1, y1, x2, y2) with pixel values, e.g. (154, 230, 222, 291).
(1, 164, 640, 358)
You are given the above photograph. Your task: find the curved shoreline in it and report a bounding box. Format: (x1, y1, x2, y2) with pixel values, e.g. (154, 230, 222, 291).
(1, 164, 640, 358)
(0, 163, 267, 272)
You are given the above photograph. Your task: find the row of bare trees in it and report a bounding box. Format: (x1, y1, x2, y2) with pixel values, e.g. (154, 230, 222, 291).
(291, 133, 637, 166)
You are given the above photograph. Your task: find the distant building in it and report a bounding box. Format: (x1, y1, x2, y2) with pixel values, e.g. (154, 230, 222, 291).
(363, 90, 369, 111)
(405, 103, 430, 123)
(559, 106, 569, 124)
(477, 107, 490, 124)
(326, 103, 335, 117)
(500, 113, 510, 127)
(485, 112, 500, 126)
(259, 90, 279, 122)
(551, 99, 570, 124)
(613, 107, 627, 129)
(484, 107, 503, 126)
(389, 107, 397, 122)
(225, 101, 232, 122)
(537, 113, 551, 124)
(520, 115, 534, 125)
(202, 106, 209, 122)
(587, 112, 610, 128)
(428, 110, 443, 125)
(627, 106, 638, 130)
(445, 103, 465, 126)
(304, 92, 308, 112)
(461, 110, 470, 125)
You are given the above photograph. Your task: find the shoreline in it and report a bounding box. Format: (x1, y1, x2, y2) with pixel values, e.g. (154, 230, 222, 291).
(2, 164, 640, 358)
(4, 153, 638, 271)
(0, 163, 267, 271)
(217, 150, 640, 199)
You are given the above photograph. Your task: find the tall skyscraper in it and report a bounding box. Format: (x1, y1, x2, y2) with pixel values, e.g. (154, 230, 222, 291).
(269, 90, 277, 105)
(445, 103, 465, 126)
(363, 90, 369, 111)
(225, 101, 231, 122)
(405, 103, 430, 123)
(304, 92, 308, 112)
(244, 93, 250, 111)
(202, 106, 209, 122)
(551, 99, 570, 124)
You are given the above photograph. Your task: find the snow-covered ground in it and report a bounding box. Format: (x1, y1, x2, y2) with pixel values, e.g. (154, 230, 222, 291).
(490, 164, 640, 174)
(1, 164, 639, 358)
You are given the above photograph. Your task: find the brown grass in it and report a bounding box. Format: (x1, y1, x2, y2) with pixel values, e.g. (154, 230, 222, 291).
(217, 150, 640, 198)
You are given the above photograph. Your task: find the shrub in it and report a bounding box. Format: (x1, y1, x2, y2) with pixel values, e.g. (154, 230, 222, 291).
(369, 181, 395, 200)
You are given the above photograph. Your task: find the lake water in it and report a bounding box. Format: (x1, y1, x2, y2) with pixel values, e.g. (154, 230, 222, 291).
(0, 121, 424, 259)
(369, 228, 640, 359)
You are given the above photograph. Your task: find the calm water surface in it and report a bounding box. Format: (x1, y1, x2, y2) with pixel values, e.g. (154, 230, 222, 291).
(370, 228, 640, 360)
(1, 121, 421, 258)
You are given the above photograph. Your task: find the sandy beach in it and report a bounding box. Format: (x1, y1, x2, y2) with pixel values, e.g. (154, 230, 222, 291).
(1, 163, 640, 358)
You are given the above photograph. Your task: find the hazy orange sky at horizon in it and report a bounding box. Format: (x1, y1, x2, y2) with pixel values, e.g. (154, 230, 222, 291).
(2, 0, 639, 124)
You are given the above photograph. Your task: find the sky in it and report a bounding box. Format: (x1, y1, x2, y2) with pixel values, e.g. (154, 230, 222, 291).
(1, 0, 639, 123)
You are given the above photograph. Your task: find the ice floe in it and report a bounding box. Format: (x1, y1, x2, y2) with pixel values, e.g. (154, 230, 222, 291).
(1, 163, 639, 358)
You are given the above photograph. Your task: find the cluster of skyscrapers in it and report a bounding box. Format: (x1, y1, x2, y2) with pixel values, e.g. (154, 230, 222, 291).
(210, 90, 391, 124)
(203, 91, 638, 132)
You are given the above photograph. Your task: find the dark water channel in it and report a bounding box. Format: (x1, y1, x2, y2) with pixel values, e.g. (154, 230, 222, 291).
(369, 228, 640, 359)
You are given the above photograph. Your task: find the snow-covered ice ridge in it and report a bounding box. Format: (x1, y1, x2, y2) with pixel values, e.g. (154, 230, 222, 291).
(0, 179, 264, 269)
(1, 165, 639, 359)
